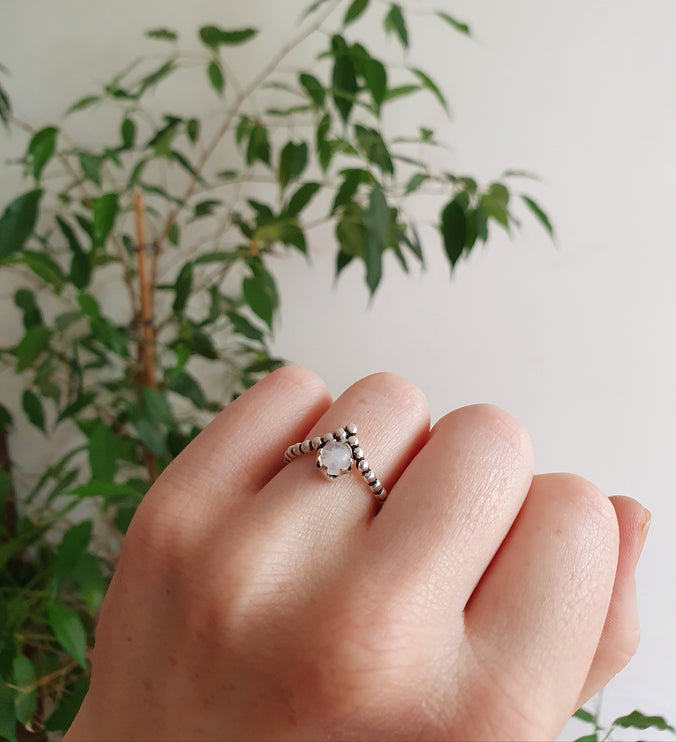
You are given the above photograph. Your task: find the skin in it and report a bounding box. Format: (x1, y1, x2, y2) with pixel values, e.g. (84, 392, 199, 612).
(64, 366, 649, 741)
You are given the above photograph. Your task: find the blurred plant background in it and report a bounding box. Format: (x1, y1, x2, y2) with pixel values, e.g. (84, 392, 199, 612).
(11, 0, 663, 739)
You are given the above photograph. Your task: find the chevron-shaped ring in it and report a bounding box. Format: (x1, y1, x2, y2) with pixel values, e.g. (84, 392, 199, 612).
(283, 423, 387, 503)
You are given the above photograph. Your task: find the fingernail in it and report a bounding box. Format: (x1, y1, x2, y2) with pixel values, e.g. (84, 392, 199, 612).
(637, 507, 651, 554)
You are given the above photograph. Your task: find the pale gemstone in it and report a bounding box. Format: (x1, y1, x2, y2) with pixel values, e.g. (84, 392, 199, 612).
(318, 440, 353, 478)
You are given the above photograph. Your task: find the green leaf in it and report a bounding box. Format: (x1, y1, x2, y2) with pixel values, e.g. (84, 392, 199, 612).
(344, 0, 370, 25)
(142, 387, 173, 426)
(246, 124, 271, 166)
(573, 708, 595, 724)
(146, 27, 178, 42)
(173, 263, 193, 313)
(612, 710, 675, 732)
(404, 223, 424, 264)
(436, 11, 471, 35)
(14, 288, 42, 329)
(332, 169, 366, 213)
(502, 168, 541, 180)
(52, 520, 93, 586)
(481, 190, 509, 230)
(69, 244, 92, 289)
(0, 402, 13, 429)
(242, 259, 278, 329)
(441, 199, 466, 270)
(354, 124, 393, 175)
(215, 169, 238, 181)
(137, 59, 176, 94)
(168, 371, 207, 408)
(364, 186, 388, 294)
(22, 389, 45, 433)
(405, 172, 428, 195)
(90, 316, 129, 357)
(573, 735, 598, 742)
(384, 4, 408, 48)
(78, 152, 102, 186)
(57, 391, 96, 424)
(199, 25, 258, 48)
(411, 68, 448, 113)
(236, 115, 252, 146)
(362, 58, 387, 110)
(0, 69, 12, 132)
(168, 222, 180, 246)
(12, 655, 36, 725)
(207, 61, 225, 96)
(88, 421, 116, 482)
(46, 602, 88, 668)
(301, 0, 332, 19)
(20, 250, 65, 292)
(278, 141, 308, 189)
(70, 554, 106, 613)
(336, 249, 354, 277)
(186, 118, 200, 143)
(28, 126, 58, 180)
(92, 192, 119, 248)
(132, 415, 167, 457)
(299, 73, 325, 106)
(192, 199, 221, 220)
(0, 678, 15, 740)
(285, 182, 320, 217)
(332, 35, 358, 124)
(193, 250, 236, 265)
(227, 310, 265, 342)
(15, 325, 50, 371)
(489, 181, 510, 207)
(121, 117, 136, 148)
(66, 94, 100, 115)
(77, 292, 100, 319)
(521, 195, 555, 239)
(72, 481, 139, 498)
(383, 84, 420, 103)
(0, 189, 42, 259)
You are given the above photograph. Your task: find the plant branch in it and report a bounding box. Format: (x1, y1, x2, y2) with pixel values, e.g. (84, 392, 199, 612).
(152, 0, 343, 295)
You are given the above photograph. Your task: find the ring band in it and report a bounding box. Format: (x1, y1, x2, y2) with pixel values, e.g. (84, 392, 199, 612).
(284, 423, 388, 503)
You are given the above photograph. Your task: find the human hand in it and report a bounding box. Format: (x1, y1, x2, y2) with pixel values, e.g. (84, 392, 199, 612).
(64, 367, 649, 741)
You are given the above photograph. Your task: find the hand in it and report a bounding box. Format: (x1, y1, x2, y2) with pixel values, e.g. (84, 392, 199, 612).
(64, 367, 649, 741)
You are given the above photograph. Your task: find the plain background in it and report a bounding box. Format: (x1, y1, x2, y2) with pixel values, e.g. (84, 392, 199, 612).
(1, 2, 674, 739)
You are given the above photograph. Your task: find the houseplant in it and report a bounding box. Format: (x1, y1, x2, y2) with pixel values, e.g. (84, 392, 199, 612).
(0, 0, 556, 737)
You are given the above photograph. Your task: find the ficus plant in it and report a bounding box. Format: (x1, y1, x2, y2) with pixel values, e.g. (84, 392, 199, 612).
(0, 0, 562, 738)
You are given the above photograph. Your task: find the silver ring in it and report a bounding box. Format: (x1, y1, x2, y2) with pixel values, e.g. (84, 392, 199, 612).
(284, 423, 387, 503)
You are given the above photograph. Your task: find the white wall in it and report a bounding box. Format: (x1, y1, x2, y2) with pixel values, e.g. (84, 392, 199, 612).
(1, 2, 674, 738)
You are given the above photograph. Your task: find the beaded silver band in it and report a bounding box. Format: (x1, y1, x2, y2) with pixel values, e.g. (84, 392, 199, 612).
(283, 422, 387, 503)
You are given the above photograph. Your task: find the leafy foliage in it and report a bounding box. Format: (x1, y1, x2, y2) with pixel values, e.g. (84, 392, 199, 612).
(573, 699, 675, 741)
(0, 1, 553, 737)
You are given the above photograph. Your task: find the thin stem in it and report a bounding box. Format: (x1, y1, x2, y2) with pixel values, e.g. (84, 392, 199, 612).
(152, 0, 343, 291)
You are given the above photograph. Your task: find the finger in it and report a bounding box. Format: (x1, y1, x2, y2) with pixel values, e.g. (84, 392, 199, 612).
(464, 473, 619, 737)
(256, 372, 430, 547)
(370, 404, 534, 611)
(129, 365, 332, 551)
(577, 495, 649, 706)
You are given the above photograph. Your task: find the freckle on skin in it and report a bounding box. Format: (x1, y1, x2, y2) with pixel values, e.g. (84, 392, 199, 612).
(126, 635, 132, 642)
(169, 655, 177, 667)
(144, 678, 152, 692)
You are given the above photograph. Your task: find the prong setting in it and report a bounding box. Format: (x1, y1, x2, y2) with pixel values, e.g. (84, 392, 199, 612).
(283, 423, 387, 502)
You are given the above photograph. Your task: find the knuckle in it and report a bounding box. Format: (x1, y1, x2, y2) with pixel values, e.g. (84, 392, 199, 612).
(359, 372, 429, 419)
(267, 364, 328, 398)
(615, 622, 642, 666)
(604, 612, 641, 670)
(122, 495, 196, 573)
(555, 473, 617, 530)
(439, 403, 534, 464)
